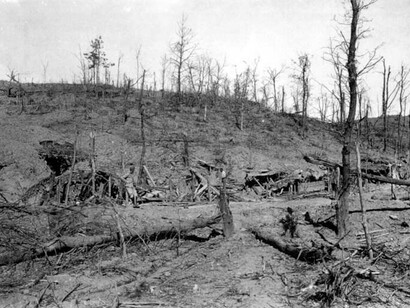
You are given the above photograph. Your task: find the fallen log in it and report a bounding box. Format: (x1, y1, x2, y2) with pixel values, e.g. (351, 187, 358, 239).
(350, 207, 410, 213)
(250, 227, 333, 263)
(0, 212, 221, 266)
(303, 155, 340, 169)
(303, 155, 410, 186)
(360, 173, 410, 186)
(304, 211, 338, 233)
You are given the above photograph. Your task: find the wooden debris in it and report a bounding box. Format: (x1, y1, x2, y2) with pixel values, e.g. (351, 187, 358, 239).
(304, 154, 410, 186)
(251, 227, 333, 263)
(244, 168, 327, 198)
(0, 209, 222, 266)
(143, 165, 156, 186)
(350, 207, 410, 213)
(356, 142, 373, 259)
(355, 229, 386, 237)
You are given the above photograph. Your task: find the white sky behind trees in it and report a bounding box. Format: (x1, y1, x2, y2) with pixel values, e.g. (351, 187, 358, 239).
(0, 0, 409, 117)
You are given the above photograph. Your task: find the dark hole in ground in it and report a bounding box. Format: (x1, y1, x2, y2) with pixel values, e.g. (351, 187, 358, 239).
(38, 140, 87, 176)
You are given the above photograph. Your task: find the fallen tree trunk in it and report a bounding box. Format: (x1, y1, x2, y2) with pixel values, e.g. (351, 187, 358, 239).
(360, 173, 410, 186)
(304, 211, 338, 233)
(303, 155, 410, 186)
(303, 155, 341, 169)
(350, 206, 410, 213)
(0, 212, 221, 266)
(250, 227, 333, 263)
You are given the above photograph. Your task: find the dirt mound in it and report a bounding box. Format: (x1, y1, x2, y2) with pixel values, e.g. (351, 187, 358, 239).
(0, 124, 65, 201)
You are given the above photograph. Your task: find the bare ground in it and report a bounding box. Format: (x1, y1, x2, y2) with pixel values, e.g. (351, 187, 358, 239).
(1, 92, 410, 308)
(2, 183, 410, 308)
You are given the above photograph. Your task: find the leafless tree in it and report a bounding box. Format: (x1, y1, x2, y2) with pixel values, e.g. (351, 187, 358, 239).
(324, 40, 347, 123)
(187, 54, 208, 95)
(209, 58, 226, 101)
(137, 70, 147, 184)
(204, 56, 214, 94)
(317, 90, 330, 122)
(250, 58, 260, 104)
(281, 86, 286, 113)
(160, 54, 169, 96)
(260, 83, 270, 108)
(396, 65, 410, 154)
(135, 45, 142, 85)
(7, 67, 25, 113)
(41, 60, 49, 83)
(356, 86, 368, 138)
(76, 47, 90, 85)
(267, 67, 284, 112)
(222, 75, 231, 98)
(116, 53, 123, 88)
(381, 58, 400, 152)
(337, 0, 381, 237)
(170, 15, 197, 103)
(292, 54, 311, 137)
(233, 67, 251, 130)
(292, 85, 300, 113)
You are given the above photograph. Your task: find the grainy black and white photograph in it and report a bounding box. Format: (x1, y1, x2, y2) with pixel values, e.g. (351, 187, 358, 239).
(1, 0, 410, 307)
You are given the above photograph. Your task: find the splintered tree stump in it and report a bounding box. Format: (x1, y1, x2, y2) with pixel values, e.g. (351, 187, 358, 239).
(251, 227, 333, 263)
(219, 176, 234, 237)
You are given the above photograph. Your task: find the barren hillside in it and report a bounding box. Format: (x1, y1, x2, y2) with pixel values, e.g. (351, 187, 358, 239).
(1, 85, 410, 308)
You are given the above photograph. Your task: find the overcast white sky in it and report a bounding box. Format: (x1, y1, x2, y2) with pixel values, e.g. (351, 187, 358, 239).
(1, 0, 409, 116)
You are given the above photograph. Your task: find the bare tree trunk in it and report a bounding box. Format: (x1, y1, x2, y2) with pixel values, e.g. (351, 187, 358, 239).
(408, 106, 410, 155)
(297, 55, 310, 138)
(397, 65, 409, 155)
(273, 79, 277, 112)
(138, 70, 146, 185)
(65, 132, 78, 206)
(358, 91, 362, 138)
(90, 132, 96, 197)
(219, 173, 234, 237)
(366, 104, 371, 146)
(116, 54, 122, 88)
(338, 75, 345, 123)
(356, 142, 373, 259)
(240, 100, 244, 131)
(338, 0, 360, 237)
(398, 99, 402, 155)
(182, 132, 190, 168)
(382, 59, 391, 152)
(114, 209, 127, 258)
(281, 86, 285, 113)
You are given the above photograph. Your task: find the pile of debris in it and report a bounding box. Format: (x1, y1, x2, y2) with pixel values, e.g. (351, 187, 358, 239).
(244, 168, 327, 198)
(19, 156, 243, 207)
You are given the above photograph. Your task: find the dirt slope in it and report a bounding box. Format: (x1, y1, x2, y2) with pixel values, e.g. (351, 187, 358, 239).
(0, 90, 342, 202)
(1, 87, 409, 307)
